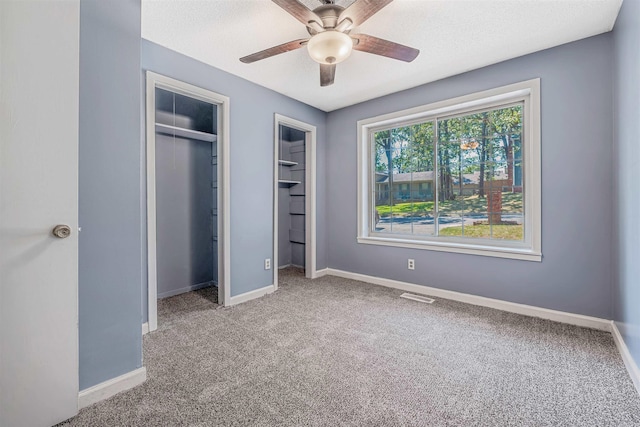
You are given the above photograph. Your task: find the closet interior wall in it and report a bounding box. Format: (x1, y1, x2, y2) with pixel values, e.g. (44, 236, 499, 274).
(154, 88, 218, 298)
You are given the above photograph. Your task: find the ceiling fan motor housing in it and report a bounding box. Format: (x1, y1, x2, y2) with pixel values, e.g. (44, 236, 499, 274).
(308, 4, 345, 33)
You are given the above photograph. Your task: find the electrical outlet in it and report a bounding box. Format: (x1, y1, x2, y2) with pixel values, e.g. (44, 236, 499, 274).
(408, 259, 415, 270)
(265, 258, 271, 270)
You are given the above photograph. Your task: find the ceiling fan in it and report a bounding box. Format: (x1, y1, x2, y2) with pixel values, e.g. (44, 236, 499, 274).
(240, 0, 420, 87)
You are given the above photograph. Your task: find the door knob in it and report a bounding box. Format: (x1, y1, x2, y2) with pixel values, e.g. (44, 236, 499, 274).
(52, 225, 71, 239)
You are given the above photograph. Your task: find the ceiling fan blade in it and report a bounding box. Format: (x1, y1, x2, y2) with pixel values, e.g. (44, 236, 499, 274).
(352, 33, 419, 62)
(338, 0, 394, 27)
(272, 0, 323, 28)
(320, 63, 336, 87)
(240, 38, 309, 64)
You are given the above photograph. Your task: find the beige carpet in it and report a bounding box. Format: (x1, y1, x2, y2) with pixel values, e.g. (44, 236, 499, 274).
(61, 268, 640, 426)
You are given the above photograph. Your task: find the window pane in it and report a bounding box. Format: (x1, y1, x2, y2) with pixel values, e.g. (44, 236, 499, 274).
(373, 122, 435, 236)
(495, 181, 524, 241)
(502, 192, 523, 214)
(373, 191, 392, 233)
(436, 103, 524, 241)
(408, 123, 435, 236)
(391, 167, 412, 235)
(438, 214, 464, 236)
(372, 102, 524, 243)
(373, 131, 392, 233)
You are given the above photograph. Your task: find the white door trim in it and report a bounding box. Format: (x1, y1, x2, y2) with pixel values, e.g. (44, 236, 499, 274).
(273, 114, 317, 290)
(145, 71, 231, 332)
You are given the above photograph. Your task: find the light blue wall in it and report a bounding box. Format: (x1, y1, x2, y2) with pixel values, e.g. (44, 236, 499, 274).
(613, 0, 640, 371)
(326, 35, 614, 319)
(79, 0, 143, 390)
(141, 40, 327, 308)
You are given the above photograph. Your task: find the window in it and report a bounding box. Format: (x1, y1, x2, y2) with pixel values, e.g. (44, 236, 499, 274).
(357, 80, 541, 261)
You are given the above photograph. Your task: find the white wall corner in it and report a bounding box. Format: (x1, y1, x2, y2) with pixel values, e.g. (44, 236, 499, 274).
(78, 367, 147, 409)
(142, 322, 149, 335)
(611, 321, 640, 396)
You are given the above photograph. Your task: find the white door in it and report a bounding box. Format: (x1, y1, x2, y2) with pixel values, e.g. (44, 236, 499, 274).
(0, 2, 80, 426)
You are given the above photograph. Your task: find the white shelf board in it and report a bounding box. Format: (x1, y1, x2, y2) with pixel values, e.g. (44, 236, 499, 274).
(278, 160, 298, 166)
(278, 179, 301, 186)
(155, 123, 217, 143)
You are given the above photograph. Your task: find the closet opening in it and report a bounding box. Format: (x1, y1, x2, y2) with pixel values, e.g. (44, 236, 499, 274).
(273, 115, 317, 289)
(146, 72, 230, 332)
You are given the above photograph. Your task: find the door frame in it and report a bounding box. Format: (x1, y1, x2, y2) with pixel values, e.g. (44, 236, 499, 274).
(273, 114, 317, 289)
(145, 71, 231, 332)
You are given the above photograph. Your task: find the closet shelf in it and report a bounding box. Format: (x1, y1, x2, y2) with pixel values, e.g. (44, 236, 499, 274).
(278, 160, 298, 166)
(278, 179, 301, 186)
(155, 123, 217, 143)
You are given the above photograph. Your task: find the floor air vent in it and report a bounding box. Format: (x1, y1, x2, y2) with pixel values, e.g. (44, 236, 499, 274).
(400, 293, 435, 304)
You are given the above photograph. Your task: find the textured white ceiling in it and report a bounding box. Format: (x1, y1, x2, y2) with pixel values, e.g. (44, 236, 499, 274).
(142, 0, 622, 112)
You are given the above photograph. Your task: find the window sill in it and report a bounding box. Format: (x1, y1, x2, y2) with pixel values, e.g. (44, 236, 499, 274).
(357, 236, 542, 262)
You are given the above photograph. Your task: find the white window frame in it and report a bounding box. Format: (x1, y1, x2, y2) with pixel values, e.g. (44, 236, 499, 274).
(357, 79, 541, 262)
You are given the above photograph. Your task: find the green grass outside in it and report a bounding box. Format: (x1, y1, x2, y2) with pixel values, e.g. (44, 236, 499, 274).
(376, 192, 523, 217)
(439, 224, 524, 240)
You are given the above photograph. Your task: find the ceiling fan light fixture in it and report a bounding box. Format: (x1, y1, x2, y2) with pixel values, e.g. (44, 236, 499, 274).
(307, 30, 353, 65)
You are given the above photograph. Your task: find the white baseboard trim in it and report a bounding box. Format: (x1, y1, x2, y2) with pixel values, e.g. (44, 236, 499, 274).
(227, 284, 275, 307)
(326, 269, 611, 331)
(157, 281, 214, 299)
(611, 321, 640, 396)
(313, 268, 329, 278)
(142, 322, 149, 335)
(78, 367, 147, 409)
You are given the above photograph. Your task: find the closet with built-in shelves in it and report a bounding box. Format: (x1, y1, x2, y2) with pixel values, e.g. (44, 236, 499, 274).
(277, 125, 306, 269)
